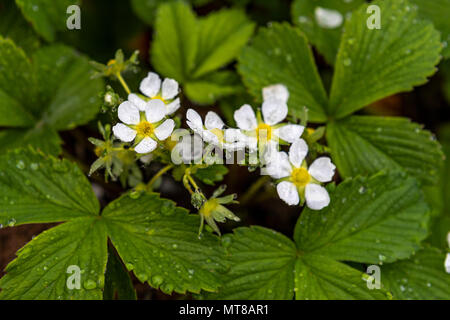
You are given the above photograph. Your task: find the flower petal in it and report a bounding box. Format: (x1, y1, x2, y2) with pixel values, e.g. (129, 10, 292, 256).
(118, 101, 140, 125)
(309, 157, 336, 183)
(275, 124, 305, 143)
(161, 78, 179, 100)
(128, 93, 147, 111)
(445, 253, 450, 274)
(234, 104, 257, 131)
(289, 139, 308, 168)
(140, 72, 161, 98)
(262, 84, 289, 103)
(262, 98, 288, 125)
(265, 151, 292, 179)
(112, 123, 136, 142)
(154, 119, 175, 141)
(145, 99, 166, 123)
(134, 137, 157, 154)
(175, 134, 204, 163)
(186, 108, 203, 131)
(166, 97, 180, 115)
(205, 111, 224, 130)
(276, 181, 299, 206)
(305, 184, 330, 210)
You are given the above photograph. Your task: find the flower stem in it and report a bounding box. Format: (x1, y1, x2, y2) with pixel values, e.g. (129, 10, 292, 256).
(240, 175, 271, 205)
(116, 71, 131, 95)
(147, 164, 174, 191)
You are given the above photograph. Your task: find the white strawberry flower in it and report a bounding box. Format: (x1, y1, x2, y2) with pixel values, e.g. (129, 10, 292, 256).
(112, 100, 175, 154)
(266, 139, 336, 210)
(233, 84, 304, 152)
(127, 72, 180, 115)
(186, 109, 245, 150)
(172, 133, 204, 164)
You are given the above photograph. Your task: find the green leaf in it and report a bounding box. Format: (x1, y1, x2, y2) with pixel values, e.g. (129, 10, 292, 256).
(0, 125, 61, 156)
(193, 164, 229, 186)
(295, 171, 429, 264)
(382, 247, 450, 299)
(326, 116, 444, 185)
(0, 0, 40, 54)
(184, 71, 243, 105)
(0, 38, 103, 155)
(102, 192, 227, 294)
(208, 226, 389, 300)
(0, 217, 108, 300)
(207, 226, 297, 300)
(295, 254, 389, 300)
(0, 148, 99, 227)
(151, 1, 198, 83)
(15, 0, 79, 42)
(238, 23, 329, 122)
(33, 44, 103, 130)
(130, 0, 167, 26)
(328, 0, 442, 118)
(410, 0, 450, 59)
(103, 247, 137, 300)
(291, 0, 364, 65)
(0, 37, 37, 125)
(193, 9, 255, 78)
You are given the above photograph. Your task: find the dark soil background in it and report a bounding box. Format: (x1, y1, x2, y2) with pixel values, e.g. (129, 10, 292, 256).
(1, 0, 449, 299)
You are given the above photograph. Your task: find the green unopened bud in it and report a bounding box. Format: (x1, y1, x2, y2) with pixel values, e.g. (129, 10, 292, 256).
(191, 191, 205, 209)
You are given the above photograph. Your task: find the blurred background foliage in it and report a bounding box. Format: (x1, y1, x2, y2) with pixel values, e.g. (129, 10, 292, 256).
(0, 0, 449, 299)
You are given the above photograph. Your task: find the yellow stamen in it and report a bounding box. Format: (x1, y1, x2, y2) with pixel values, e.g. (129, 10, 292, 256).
(199, 199, 219, 218)
(256, 123, 272, 142)
(291, 167, 311, 188)
(210, 128, 225, 143)
(136, 121, 154, 137)
(152, 95, 167, 104)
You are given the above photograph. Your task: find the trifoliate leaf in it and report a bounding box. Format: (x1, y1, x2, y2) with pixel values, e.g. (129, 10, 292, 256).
(328, 0, 442, 119)
(0, 125, 61, 156)
(33, 44, 103, 130)
(295, 254, 389, 300)
(0, 37, 37, 126)
(382, 247, 450, 299)
(0, 38, 103, 155)
(103, 247, 137, 300)
(151, 1, 198, 83)
(151, 3, 253, 105)
(295, 172, 429, 264)
(238, 23, 329, 122)
(206, 226, 297, 300)
(208, 226, 388, 300)
(184, 71, 243, 105)
(291, 0, 364, 65)
(193, 164, 229, 186)
(193, 9, 255, 78)
(327, 116, 443, 185)
(15, 0, 79, 42)
(0, 217, 108, 300)
(410, 0, 450, 59)
(0, 148, 99, 227)
(0, 0, 40, 54)
(102, 192, 228, 295)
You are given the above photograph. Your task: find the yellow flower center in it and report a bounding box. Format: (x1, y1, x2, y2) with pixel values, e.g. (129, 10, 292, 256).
(256, 123, 272, 141)
(291, 167, 311, 188)
(136, 121, 154, 137)
(199, 199, 219, 218)
(210, 128, 225, 143)
(152, 95, 167, 104)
